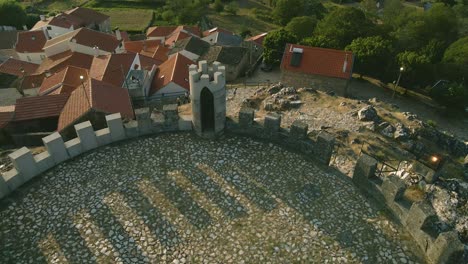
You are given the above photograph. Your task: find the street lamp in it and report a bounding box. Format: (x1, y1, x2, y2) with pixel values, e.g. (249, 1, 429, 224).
(80, 75, 91, 107)
(392, 66, 404, 99)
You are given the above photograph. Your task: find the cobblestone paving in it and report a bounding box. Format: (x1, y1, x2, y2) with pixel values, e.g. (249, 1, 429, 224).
(0, 133, 424, 263)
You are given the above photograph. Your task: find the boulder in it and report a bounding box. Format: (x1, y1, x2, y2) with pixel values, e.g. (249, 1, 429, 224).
(394, 123, 410, 141)
(358, 105, 379, 122)
(380, 124, 395, 138)
(267, 82, 283, 94)
(278, 87, 296, 95)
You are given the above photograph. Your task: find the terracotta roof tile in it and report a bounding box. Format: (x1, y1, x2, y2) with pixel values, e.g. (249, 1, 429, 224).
(150, 53, 193, 95)
(89, 53, 135, 87)
(35, 51, 94, 75)
(165, 31, 191, 47)
(43, 28, 121, 52)
(0, 105, 15, 129)
(281, 44, 354, 80)
(58, 78, 134, 131)
(14, 93, 70, 122)
(15, 30, 47, 53)
(146, 26, 178, 38)
(124, 40, 169, 63)
(38, 66, 88, 95)
(0, 58, 39, 77)
(246, 32, 267, 46)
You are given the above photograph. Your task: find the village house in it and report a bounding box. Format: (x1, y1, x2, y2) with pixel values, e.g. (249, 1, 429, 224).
(42, 28, 123, 58)
(38, 66, 88, 95)
(148, 53, 194, 99)
(168, 36, 210, 61)
(202, 31, 243, 46)
(246, 32, 268, 47)
(31, 7, 111, 38)
(15, 30, 48, 64)
(57, 77, 134, 139)
(123, 39, 169, 64)
(280, 44, 354, 97)
(146, 25, 200, 44)
(200, 46, 249, 81)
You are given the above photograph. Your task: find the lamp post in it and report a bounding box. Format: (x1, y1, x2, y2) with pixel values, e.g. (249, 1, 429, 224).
(392, 66, 404, 99)
(80, 75, 91, 107)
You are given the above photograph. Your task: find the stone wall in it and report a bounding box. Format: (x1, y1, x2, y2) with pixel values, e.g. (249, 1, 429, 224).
(0, 107, 191, 200)
(226, 108, 335, 166)
(281, 70, 349, 97)
(352, 154, 466, 264)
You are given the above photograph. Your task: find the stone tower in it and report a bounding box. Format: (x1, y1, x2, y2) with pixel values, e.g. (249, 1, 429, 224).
(189, 60, 226, 137)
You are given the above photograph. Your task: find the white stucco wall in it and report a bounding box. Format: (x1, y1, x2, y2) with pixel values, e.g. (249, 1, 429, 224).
(17, 52, 46, 64)
(70, 42, 111, 56)
(44, 40, 70, 57)
(46, 25, 73, 38)
(147, 36, 165, 43)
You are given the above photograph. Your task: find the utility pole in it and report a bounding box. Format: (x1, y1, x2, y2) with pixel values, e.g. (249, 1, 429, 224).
(392, 66, 404, 99)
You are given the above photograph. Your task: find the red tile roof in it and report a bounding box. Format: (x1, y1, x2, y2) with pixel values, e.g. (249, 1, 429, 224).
(65, 7, 110, 25)
(165, 30, 191, 47)
(246, 32, 268, 46)
(35, 51, 94, 75)
(146, 26, 178, 38)
(58, 78, 134, 131)
(13, 93, 70, 122)
(0, 58, 39, 77)
(38, 66, 88, 95)
(175, 25, 201, 37)
(43, 28, 121, 53)
(15, 30, 47, 53)
(123, 39, 169, 62)
(0, 105, 15, 129)
(281, 44, 354, 80)
(150, 53, 194, 95)
(202, 27, 234, 37)
(89, 53, 135, 87)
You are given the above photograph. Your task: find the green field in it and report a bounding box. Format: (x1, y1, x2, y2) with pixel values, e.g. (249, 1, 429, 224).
(96, 8, 154, 32)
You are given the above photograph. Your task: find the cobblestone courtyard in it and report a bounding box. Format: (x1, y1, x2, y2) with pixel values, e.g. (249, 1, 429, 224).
(0, 133, 423, 263)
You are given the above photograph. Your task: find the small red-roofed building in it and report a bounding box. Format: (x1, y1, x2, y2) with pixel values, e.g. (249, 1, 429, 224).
(246, 32, 268, 47)
(146, 25, 200, 44)
(58, 78, 134, 139)
(38, 66, 88, 95)
(15, 30, 48, 64)
(31, 7, 111, 38)
(280, 44, 354, 96)
(149, 53, 194, 98)
(123, 40, 169, 64)
(43, 28, 123, 58)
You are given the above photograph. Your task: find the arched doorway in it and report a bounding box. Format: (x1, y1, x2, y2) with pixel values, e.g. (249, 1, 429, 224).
(200, 87, 215, 132)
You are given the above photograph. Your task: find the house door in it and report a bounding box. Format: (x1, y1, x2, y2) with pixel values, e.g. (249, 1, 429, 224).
(200, 87, 215, 132)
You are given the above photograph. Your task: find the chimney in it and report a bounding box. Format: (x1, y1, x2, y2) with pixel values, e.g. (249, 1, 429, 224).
(22, 25, 28, 31)
(115, 29, 122, 41)
(40, 15, 46, 21)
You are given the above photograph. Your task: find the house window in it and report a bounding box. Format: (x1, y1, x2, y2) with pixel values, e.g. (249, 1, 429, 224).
(27, 56, 31, 62)
(47, 26, 52, 30)
(40, 55, 46, 60)
(290, 48, 303, 67)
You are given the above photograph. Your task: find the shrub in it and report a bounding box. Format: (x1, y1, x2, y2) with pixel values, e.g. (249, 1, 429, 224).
(161, 10, 174, 21)
(213, 0, 224, 12)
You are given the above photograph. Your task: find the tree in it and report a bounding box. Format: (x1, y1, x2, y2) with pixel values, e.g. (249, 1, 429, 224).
(285, 16, 317, 40)
(263, 28, 297, 65)
(314, 7, 376, 49)
(273, 0, 304, 25)
(0, 0, 27, 29)
(443, 36, 468, 65)
(225, 1, 239, 15)
(213, 0, 224, 12)
(345, 36, 393, 78)
(430, 82, 468, 110)
(361, 0, 378, 14)
(300, 35, 340, 49)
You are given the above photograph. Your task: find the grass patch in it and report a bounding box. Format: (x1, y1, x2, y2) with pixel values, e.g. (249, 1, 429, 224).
(95, 8, 153, 32)
(84, 0, 164, 9)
